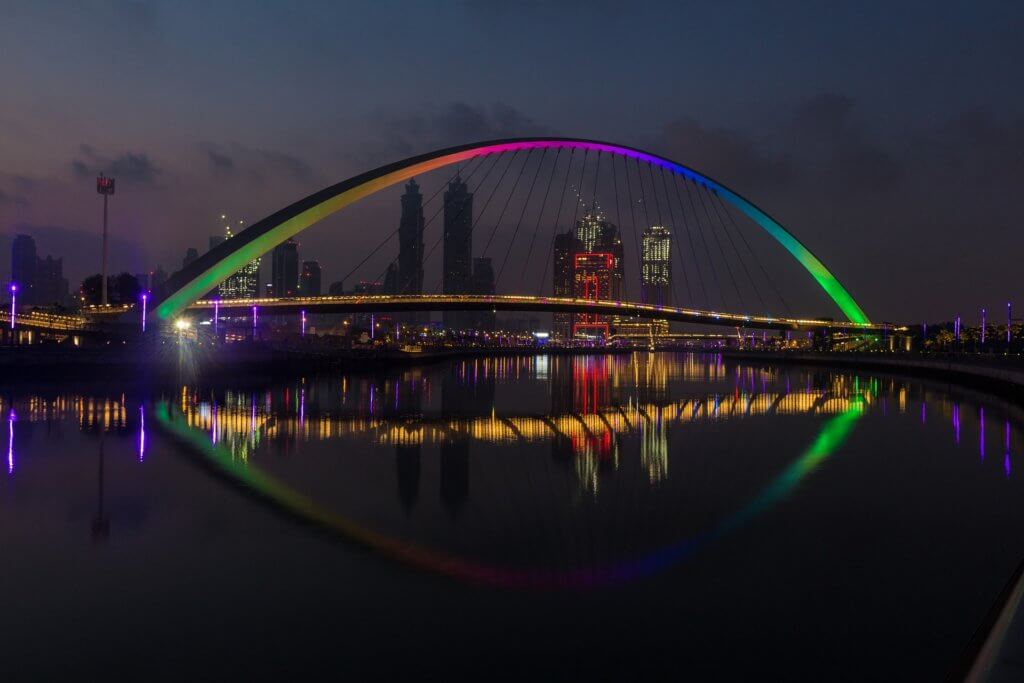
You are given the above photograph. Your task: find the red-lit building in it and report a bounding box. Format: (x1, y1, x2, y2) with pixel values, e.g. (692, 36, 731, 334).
(572, 252, 615, 337)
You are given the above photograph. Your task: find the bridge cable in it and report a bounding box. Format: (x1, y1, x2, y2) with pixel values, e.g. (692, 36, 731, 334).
(644, 161, 671, 306)
(705, 185, 767, 313)
(429, 150, 521, 292)
(339, 155, 484, 288)
(622, 155, 645, 304)
(668, 170, 709, 308)
(713, 190, 792, 315)
(634, 159, 656, 302)
(385, 152, 496, 292)
(496, 148, 547, 289)
(692, 180, 745, 312)
(518, 148, 561, 293)
(400, 151, 505, 292)
(538, 148, 577, 296)
(609, 153, 631, 303)
(680, 175, 725, 310)
(657, 166, 693, 307)
(480, 148, 533, 259)
(568, 149, 589, 244)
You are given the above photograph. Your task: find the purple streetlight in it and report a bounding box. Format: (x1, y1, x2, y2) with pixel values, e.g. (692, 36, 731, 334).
(301, 310, 307, 337)
(140, 292, 148, 332)
(9, 282, 16, 330)
(981, 308, 987, 345)
(213, 299, 220, 337)
(1008, 302, 1013, 345)
(252, 305, 258, 336)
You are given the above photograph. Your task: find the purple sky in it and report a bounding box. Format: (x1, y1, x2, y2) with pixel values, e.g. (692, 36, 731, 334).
(2, 1, 1023, 321)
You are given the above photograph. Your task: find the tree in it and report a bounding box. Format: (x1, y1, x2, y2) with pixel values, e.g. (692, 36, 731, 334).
(79, 272, 140, 305)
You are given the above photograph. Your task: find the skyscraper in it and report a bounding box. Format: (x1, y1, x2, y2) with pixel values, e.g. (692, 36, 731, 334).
(576, 207, 604, 252)
(35, 255, 69, 306)
(182, 247, 199, 269)
(576, 207, 624, 300)
(299, 260, 321, 296)
(11, 234, 37, 304)
(641, 225, 671, 306)
(552, 231, 581, 337)
(398, 179, 424, 295)
(443, 174, 473, 329)
(271, 239, 299, 297)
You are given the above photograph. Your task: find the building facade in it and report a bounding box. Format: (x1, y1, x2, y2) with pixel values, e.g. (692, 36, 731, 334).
(470, 257, 496, 331)
(572, 252, 615, 337)
(552, 231, 581, 338)
(11, 234, 37, 304)
(300, 260, 322, 296)
(641, 225, 671, 306)
(398, 179, 425, 295)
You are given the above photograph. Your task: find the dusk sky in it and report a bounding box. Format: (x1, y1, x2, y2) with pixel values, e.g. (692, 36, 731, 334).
(2, 0, 1023, 321)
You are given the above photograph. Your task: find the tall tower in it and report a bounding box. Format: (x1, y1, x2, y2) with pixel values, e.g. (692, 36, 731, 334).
(470, 257, 495, 331)
(641, 225, 671, 306)
(272, 239, 300, 297)
(398, 179, 424, 295)
(443, 174, 473, 329)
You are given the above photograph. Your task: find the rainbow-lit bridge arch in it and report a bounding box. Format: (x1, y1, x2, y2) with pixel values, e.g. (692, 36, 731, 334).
(154, 137, 869, 324)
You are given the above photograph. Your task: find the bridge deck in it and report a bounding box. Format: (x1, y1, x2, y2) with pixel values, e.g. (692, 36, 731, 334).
(187, 294, 900, 334)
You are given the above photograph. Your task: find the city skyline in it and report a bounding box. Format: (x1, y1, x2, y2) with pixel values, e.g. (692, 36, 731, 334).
(2, 3, 1022, 320)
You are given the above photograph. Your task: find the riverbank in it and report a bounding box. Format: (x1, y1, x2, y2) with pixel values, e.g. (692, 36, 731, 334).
(0, 341, 639, 385)
(721, 350, 1024, 400)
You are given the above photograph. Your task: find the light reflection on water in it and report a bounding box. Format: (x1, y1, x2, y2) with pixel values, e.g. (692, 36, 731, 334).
(2, 352, 1024, 678)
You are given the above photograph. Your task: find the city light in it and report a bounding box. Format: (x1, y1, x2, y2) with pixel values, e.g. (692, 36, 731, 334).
(9, 282, 16, 330)
(140, 292, 148, 332)
(175, 318, 190, 330)
(301, 310, 307, 337)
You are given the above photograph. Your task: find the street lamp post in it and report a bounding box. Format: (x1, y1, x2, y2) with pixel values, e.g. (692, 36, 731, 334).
(1008, 302, 1013, 346)
(96, 174, 116, 306)
(9, 282, 16, 330)
(140, 292, 148, 332)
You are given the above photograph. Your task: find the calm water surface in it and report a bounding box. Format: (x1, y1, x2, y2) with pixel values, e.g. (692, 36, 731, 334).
(2, 352, 1023, 680)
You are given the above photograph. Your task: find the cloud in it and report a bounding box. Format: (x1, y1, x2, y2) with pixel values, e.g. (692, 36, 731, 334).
(199, 142, 314, 184)
(366, 102, 552, 160)
(656, 118, 793, 191)
(206, 148, 235, 173)
(0, 188, 28, 207)
(71, 144, 160, 185)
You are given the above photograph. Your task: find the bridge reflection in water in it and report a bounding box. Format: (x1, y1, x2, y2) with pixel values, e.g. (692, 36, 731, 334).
(3, 352, 1020, 589)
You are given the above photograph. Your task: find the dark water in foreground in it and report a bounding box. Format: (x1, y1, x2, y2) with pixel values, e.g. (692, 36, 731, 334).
(1, 352, 1023, 680)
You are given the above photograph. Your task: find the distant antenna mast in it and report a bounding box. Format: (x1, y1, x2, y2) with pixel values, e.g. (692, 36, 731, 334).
(96, 174, 116, 306)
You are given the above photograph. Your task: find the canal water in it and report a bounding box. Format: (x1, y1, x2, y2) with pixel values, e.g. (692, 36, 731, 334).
(1, 353, 1022, 680)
